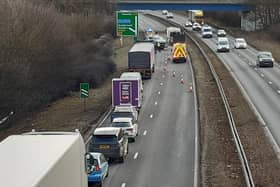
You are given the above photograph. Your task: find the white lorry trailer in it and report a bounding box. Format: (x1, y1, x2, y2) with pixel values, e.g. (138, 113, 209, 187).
(0, 131, 94, 187)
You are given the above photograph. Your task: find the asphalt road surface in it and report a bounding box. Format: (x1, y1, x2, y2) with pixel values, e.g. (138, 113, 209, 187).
(98, 14, 196, 187)
(149, 11, 280, 151)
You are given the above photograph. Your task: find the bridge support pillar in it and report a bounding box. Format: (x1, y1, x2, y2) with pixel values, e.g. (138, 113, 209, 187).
(241, 11, 262, 31)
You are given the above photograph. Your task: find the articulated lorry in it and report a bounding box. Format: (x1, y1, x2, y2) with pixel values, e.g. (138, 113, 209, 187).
(0, 131, 95, 187)
(128, 42, 155, 79)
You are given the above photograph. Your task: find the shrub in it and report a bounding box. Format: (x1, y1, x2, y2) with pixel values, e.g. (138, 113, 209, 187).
(0, 0, 115, 119)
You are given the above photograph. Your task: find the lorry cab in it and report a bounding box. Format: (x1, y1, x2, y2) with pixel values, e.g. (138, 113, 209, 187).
(172, 43, 187, 63)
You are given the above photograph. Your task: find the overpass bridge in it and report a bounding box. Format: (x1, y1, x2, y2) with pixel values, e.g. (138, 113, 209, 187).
(116, 0, 254, 11)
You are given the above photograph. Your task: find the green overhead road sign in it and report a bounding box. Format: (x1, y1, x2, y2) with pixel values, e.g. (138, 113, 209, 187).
(117, 11, 138, 36)
(80, 83, 89, 98)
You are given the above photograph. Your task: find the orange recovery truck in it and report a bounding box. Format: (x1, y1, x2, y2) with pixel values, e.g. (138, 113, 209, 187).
(172, 43, 187, 63)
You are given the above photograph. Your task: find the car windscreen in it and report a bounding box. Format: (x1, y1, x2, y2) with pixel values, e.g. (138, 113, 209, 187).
(112, 122, 130, 127)
(203, 29, 211, 32)
(93, 135, 117, 143)
(219, 41, 228, 45)
(259, 53, 272, 58)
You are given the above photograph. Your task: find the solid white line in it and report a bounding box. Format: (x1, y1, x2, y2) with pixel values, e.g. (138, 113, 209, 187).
(143, 130, 147, 136)
(121, 183, 126, 187)
(133, 152, 139, 159)
(150, 114, 154, 119)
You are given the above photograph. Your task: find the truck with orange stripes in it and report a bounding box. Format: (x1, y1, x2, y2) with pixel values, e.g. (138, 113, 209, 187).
(172, 43, 187, 63)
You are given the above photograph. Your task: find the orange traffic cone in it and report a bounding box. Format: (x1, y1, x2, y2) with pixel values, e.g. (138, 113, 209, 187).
(180, 78, 185, 84)
(189, 84, 193, 92)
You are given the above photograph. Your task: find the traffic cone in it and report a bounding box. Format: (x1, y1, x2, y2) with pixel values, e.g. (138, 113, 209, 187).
(180, 78, 184, 84)
(189, 84, 193, 92)
(172, 71, 176, 77)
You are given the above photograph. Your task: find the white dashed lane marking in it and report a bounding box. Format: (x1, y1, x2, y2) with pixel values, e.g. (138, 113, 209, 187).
(121, 183, 126, 187)
(133, 152, 139, 159)
(143, 130, 147, 136)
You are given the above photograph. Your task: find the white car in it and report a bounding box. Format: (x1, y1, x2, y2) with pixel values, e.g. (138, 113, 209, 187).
(234, 38, 247, 49)
(162, 10, 168, 15)
(257, 51, 274, 67)
(217, 29, 226, 37)
(112, 118, 138, 142)
(201, 26, 213, 38)
(217, 37, 230, 52)
(166, 12, 173, 19)
(185, 21, 193, 27)
(192, 22, 201, 31)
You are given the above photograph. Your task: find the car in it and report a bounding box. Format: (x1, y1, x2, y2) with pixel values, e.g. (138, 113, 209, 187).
(217, 37, 230, 52)
(111, 105, 138, 122)
(166, 12, 173, 19)
(217, 29, 226, 37)
(111, 117, 138, 142)
(185, 21, 193, 27)
(201, 26, 213, 38)
(87, 152, 109, 186)
(89, 127, 129, 163)
(192, 22, 201, 31)
(256, 51, 274, 67)
(152, 35, 167, 50)
(234, 38, 247, 49)
(162, 10, 168, 15)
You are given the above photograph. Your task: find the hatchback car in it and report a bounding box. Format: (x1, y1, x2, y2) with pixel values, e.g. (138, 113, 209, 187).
(217, 37, 230, 52)
(112, 117, 138, 142)
(89, 127, 129, 163)
(257, 51, 274, 67)
(87, 152, 109, 186)
(234, 38, 247, 49)
(166, 12, 173, 19)
(185, 21, 193, 27)
(192, 22, 201, 31)
(217, 29, 226, 37)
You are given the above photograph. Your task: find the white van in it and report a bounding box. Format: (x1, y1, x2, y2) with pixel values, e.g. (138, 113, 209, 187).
(217, 37, 230, 52)
(120, 72, 143, 93)
(201, 26, 213, 38)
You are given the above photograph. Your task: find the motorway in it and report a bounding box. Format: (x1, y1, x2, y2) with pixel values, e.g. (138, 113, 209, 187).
(93, 15, 197, 187)
(147, 11, 280, 150)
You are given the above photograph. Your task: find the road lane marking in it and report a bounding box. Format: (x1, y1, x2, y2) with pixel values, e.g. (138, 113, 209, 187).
(160, 82, 163, 86)
(154, 101, 158, 106)
(268, 81, 272, 85)
(150, 114, 154, 119)
(133, 152, 139, 159)
(143, 130, 147, 136)
(254, 67, 257, 71)
(277, 90, 280, 94)
(260, 73, 264, 77)
(158, 91, 161, 95)
(121, 183, 126, 187)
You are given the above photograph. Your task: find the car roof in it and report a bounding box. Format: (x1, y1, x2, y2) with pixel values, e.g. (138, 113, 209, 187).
(94, 127, 121, 135)
(114, 105, 135, 111)
(236, 38, 245, 41)
(218, 37, 228, 41)
(258, 51, 272, 55)
(112, 117, 132, 122)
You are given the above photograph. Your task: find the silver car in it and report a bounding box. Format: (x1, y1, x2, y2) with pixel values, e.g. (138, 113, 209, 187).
(256, 51, 274, 67)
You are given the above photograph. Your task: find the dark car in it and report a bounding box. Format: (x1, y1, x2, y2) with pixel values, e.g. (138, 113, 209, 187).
(89, 127, 129, 163)
(257, 51, 274, 67)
